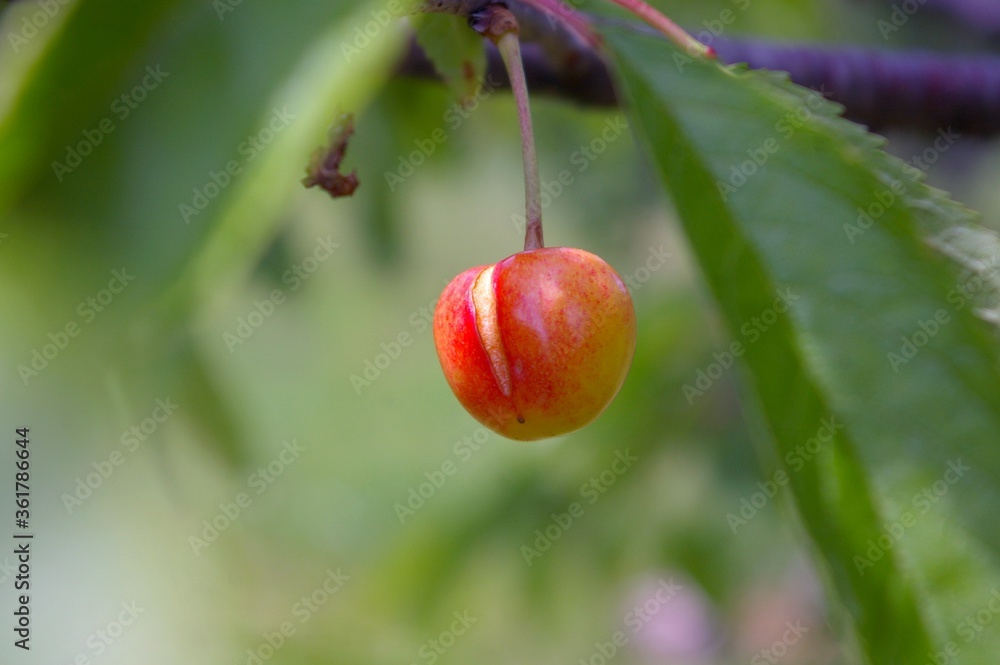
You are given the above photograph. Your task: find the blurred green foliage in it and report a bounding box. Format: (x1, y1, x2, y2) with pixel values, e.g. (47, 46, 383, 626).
(2, 1, 999, 664)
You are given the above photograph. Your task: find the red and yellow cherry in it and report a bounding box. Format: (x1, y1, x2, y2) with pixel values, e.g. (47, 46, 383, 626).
(433, 247, 636, 441)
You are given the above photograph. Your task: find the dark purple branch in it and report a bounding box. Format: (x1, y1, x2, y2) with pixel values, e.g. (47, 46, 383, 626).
(399, 34, 1000, 135)
(711, 39, 1000, 135)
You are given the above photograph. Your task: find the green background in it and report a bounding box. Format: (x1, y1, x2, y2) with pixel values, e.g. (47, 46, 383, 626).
(1, 0, 999, 663)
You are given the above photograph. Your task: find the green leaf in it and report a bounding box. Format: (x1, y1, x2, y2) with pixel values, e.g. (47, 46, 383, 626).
(604, 26, 1000, 665)
(0, 0, 189, 213)
(413, 12, 486, 103)
(158, 1, 408, 317)
(1, 0, 406, 319)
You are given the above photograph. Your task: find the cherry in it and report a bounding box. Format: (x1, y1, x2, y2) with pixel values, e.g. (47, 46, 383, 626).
(432, 7, 636, 440)
(434, 248, 636, 440)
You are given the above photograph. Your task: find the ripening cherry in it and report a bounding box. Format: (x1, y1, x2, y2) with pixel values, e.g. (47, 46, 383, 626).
(433, 7, 637, 440)
(434, 247, 635, 440)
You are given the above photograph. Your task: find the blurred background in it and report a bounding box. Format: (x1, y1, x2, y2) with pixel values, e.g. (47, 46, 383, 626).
(1, 0, 999, 663)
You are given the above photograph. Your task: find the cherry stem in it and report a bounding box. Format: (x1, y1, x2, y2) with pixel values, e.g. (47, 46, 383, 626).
(602, 0, 714, 58)
(500, 33, 543, 250)
(479, 6, 543, 251)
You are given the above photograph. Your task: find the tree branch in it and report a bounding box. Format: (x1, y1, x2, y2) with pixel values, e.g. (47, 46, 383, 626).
(711, 39, 1000, 135)
(406, 1, 1000, 135)
(400, 34, 1000, 135)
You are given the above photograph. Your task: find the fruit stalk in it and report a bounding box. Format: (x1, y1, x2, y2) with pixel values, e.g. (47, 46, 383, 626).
(477, 6, 544, 251)
(602, 0, 713, 58)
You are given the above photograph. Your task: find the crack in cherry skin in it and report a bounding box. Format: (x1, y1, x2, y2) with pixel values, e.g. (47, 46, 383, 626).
(433, 247, 636, 441)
